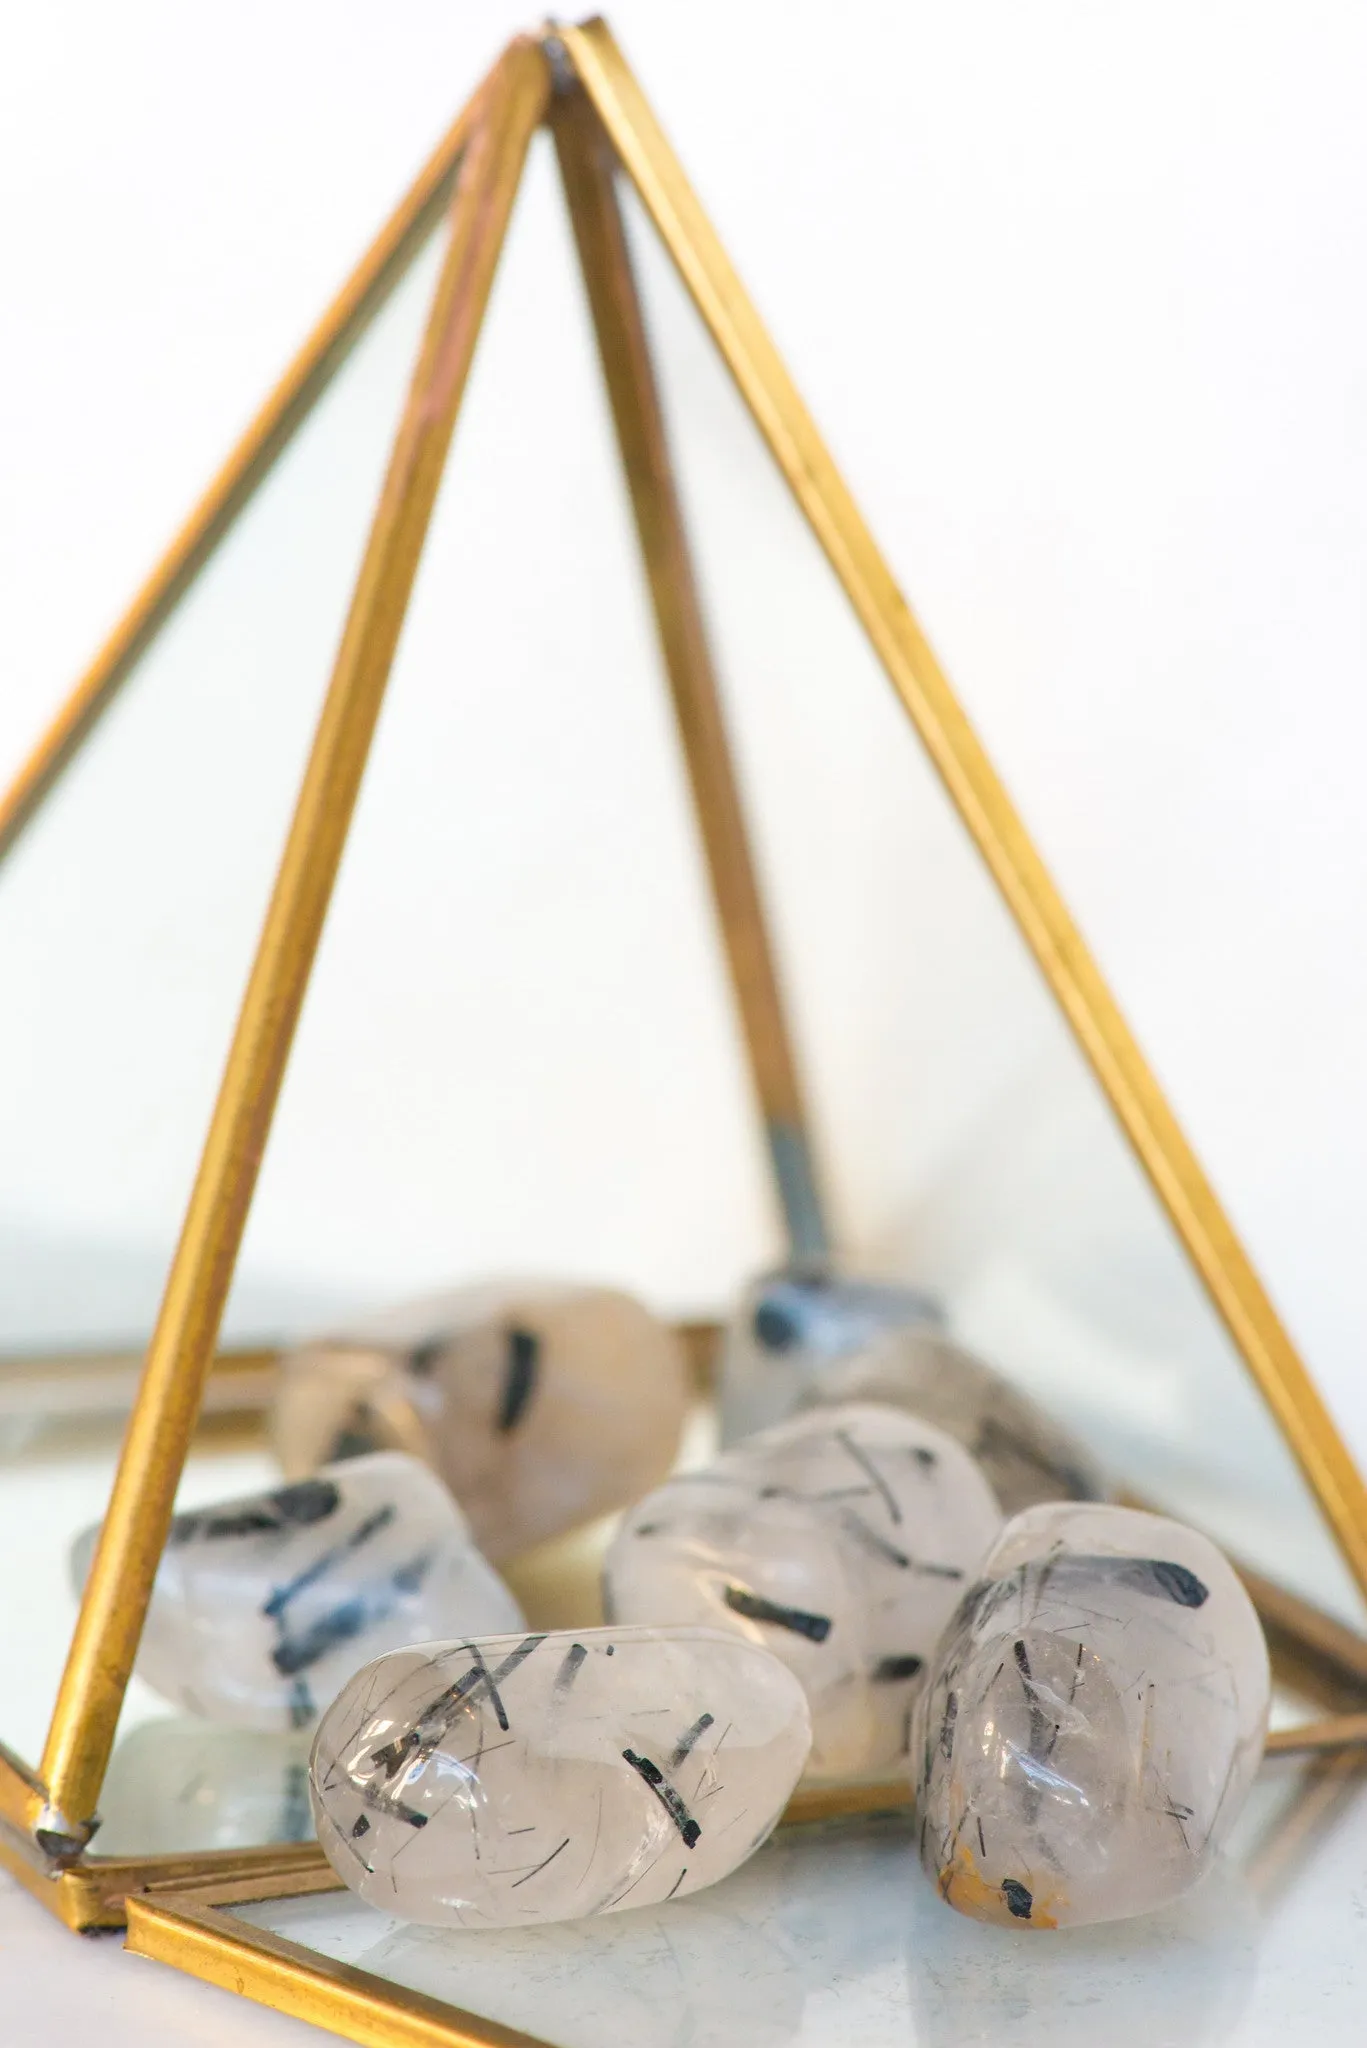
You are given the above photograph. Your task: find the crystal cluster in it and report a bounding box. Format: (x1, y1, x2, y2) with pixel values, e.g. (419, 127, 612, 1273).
(604, 1404, 1002, 1780)
(72, 1450, 524, 1729)
(721, 1264, 1106, 1515)
(912, 1502, 1269, 1928)
(272, 1282, 689, 1561)
(310, 1624, 811, 1926)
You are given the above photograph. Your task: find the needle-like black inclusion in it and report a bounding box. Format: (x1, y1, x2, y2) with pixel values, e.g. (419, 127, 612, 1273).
(753, 1300, 800, 1350)
(370, 1634, 547, 1776)
(723, 1585, 832, 1643)
(1047, 1555, 1210, 1610)
(496, 1327, 540, 1432)
(173, 1477, 340, 1545)
(871, 1653, 923, 1682)
(408, 1333, 450, 1377)
(622, 1749, 702, 1847)
(669, 1711, 714, 1768)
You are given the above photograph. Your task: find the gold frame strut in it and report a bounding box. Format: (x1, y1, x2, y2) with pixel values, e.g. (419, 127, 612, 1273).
(0, 21, 1364, 2028)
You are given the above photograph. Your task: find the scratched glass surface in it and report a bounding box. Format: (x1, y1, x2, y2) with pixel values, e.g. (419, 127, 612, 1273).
(231, 1755, 1367, 2048)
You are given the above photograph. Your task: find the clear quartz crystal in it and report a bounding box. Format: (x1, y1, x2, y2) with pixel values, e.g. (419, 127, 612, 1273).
(310, 1624, 811, 1927)
(95, 1718, 315, 1854)
(272, 1282, 690, 1562)
(912, 1502, 1269, 1929)
(603, 1404, 1002, 1781)
(721, 1264, 1106, 1515)
(71, 1451, 524, 1731)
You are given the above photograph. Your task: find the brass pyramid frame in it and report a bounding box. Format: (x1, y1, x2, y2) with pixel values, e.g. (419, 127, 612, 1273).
(2, 17, 1367, 1991)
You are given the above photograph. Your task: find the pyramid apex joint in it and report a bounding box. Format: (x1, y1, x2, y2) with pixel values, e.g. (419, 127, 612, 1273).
(538, 19, 579, 96)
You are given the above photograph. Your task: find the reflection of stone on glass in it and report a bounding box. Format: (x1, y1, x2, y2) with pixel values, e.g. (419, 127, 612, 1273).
(310, 1625, 811, 1927)
(720, 1263, 1107, 1515)
(604, 1404, 1001, 1781)
(272, 1282, 690, 1562)
(71, 1451, 523, 1730)
(96, 1718, 315, 1855)
(913, 1502, 1269, 1929)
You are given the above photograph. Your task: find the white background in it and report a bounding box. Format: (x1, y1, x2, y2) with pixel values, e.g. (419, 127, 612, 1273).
(1, 2, 1365, 1457)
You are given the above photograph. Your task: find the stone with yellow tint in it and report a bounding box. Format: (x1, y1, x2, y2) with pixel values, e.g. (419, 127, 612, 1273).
(912, 1502, 1268, 1929)
(272, 1282, 689, 1562)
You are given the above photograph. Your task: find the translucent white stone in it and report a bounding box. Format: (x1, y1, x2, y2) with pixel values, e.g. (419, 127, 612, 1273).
(95, 1718, 314, 1855)
(912, 1502, 1269, 1928)
(71, 1450, 524, 1730)
(719, 1266, 942, 1447)
(603, 1404, 1003, 1781)
(720, 1264, 1105, 1515)
(272, 1282, 690, 1561)
(310, 1624, 811, 1927)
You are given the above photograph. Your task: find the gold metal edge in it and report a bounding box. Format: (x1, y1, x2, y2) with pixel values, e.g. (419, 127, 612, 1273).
(1264, 1713, 1367, 1757)
(548, 78, 828, 1260)
(0, 48, 524, 873)
(37, 37, 553, 1838)
(125, 1890, 556, 2048)
(0, 1832, 329, 1933)
(0, 1740, 47, 1848)
(558, 15, 1367, 1606)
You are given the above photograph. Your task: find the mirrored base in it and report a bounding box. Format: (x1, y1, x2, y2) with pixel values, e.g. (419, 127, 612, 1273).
(183, 1753, 1367, 2048)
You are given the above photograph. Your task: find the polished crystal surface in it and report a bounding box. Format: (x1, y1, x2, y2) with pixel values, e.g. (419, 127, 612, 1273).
(721, 1264, 1106, 1515)
(913, 1502, 1269, 1928)
(310, 1624, 811, 1927)
(272, 1282, 690, 1561)
(603, 1404, 1002, 1781)
(71, 1450, 524, 1730)
(95, 1717, 315, 1854)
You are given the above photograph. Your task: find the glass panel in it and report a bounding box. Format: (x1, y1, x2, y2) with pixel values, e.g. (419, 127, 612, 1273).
(233, 132, 772, 1316)
(0, 215, 446, 1773)
(0, 226, 446, 1356)
(610, 174, 1367, 1634)
(228, 1764, 1367, 2047)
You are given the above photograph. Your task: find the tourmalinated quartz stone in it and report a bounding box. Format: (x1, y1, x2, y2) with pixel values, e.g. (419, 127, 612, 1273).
(718, 1265, 942, 1447)
(272, 1282, 690, 1562)
(95, 1719, 314, 1855)
(720, 1263, 1106, 1515)
(603, 1404, 1002, 1781)
(71, 1451, 524, 1730)
(912, 1502, 1269, 1929)
(310, 1624, 811, 1926)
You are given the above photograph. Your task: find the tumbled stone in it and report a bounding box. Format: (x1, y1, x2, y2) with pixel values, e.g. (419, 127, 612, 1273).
(72, 1451, 524, 1731)
(272, 1282, 690, 1562)
(720, 1263, 1106, 1515)
(719, 1265, 942, 1447)
(603, 1404, 1002, 1781)
(95, 1718, 314, 1855)
(310, 1624, 811, 1926)
(912, 1502, 1269, 1928)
